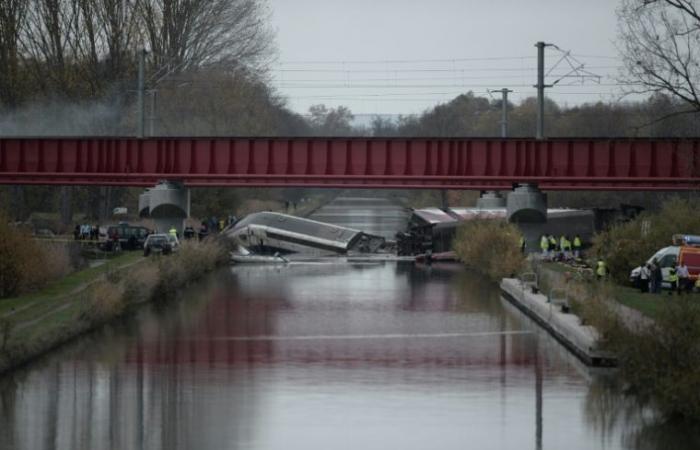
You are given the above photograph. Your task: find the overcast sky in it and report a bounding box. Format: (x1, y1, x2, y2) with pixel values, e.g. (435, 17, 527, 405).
(268, 0, 624, 118)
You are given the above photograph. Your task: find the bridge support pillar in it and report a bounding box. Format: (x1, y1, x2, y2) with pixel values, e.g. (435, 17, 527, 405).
(476, 191, 506, 209)
(506, 184, 547, 223)
(138, 181, 190, 235)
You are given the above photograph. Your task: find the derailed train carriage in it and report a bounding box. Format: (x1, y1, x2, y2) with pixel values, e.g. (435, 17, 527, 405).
(396, 207, 600, 256)
(225, 212, 386, 256)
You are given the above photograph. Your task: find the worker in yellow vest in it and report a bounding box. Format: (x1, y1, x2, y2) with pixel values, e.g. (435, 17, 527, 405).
(560, 235, 572, 260)
(668, 268, 679, 296)
(169, 226, 178, 239)
(573, 235, 582, 259)
(540, 235, 549, 258)
(596, 260, 608, 280)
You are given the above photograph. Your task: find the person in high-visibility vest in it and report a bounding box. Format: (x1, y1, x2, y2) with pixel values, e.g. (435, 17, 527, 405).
(519, 236, 526, 254)
(169, 227, 178, 239)
(573, 235, 582, 259)
(668, 268, 679, 296)
(560, 235, 572, 260)
(540, 235, 549, 258)
(596, 260, 608, 280)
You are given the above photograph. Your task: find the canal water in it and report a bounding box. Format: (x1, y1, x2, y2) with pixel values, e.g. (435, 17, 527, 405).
(307, 194, 410, 240)
(1, 260, 694, 450)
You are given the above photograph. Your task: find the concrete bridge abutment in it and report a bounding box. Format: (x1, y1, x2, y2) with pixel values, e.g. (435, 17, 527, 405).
(506, 184, 547, 223)
(476, 191, 506, 209)
(138, 181, 190, 235)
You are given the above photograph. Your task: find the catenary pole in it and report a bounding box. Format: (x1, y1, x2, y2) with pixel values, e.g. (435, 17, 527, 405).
(535, 42, 555, 140)
(499, 88, 513, 138)
(137, 49, 146, 138)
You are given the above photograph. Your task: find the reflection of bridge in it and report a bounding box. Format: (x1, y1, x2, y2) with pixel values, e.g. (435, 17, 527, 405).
(1, 137, 699, 190)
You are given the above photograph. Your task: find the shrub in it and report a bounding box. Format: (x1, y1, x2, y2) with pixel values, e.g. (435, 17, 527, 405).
(80, 281, 126, 324)
(452, 219, 525, 280)
(0, 215, 44, 297)
(34, 243, 72, 286)
(591, 198, 700, 284)
(0, 213, 80, 297)
(153, 238, 228, 300)
(122, 265, 159, 306)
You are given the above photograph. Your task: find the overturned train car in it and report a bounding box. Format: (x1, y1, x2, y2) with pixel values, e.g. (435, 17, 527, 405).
(225, 212, 385, 256)
(397, 207, 599, 256)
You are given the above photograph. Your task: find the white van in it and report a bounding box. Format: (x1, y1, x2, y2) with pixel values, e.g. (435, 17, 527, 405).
(630, 247, 678, 289)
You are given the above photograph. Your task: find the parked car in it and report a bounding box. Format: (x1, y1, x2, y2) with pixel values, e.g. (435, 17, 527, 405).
(143, 233, 180, 256)
(100, 224, 150, 251)
(630, 236, 700, 288)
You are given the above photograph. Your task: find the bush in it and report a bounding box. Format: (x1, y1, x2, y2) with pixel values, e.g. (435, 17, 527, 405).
(34, 243, 72, 286)
(0, 214, 78, 298)
(153, 238, 228, 300)
(0, 215, 44, 297)
(80, 281, 126, 324)
(591, 198, 700, 284)
(452, 219, 525, 280)
(122, 265, 159, 306)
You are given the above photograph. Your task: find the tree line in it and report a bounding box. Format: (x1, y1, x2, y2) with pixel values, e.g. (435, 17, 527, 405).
(1, 0, 700, 223)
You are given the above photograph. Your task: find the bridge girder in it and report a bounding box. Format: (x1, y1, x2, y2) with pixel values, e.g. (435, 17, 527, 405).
(0, 137, 699, 190)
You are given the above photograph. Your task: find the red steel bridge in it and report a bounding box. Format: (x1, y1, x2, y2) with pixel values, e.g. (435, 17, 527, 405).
(0, 137, 699, 190)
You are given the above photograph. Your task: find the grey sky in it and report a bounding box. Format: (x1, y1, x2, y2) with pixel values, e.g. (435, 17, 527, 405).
(268, 0, 623, 117)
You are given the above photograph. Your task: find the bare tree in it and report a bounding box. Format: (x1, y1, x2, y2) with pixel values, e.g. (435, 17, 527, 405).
(0, 0, 27, 107)
(19, 0, 80, 96)
(70, 0, 140, 95)
(308, 104, 356, 136)
(617, 0, 700, 112)
(136, 0, 274, 74)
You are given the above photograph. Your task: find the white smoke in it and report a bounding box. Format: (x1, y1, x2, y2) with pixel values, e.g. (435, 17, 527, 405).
(0, 98, 133, 136)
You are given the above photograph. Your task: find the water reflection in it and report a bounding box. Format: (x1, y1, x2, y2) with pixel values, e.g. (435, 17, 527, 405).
(0, 261, 694, 450)
(584, 375, 700, 450)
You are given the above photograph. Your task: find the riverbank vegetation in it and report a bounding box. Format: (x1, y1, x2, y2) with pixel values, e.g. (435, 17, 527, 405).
(453, 220, 525, 281)
(578, 288, 700, 421)
(591, 198, 700, 285)
(0, 214, 80, 298)
(533, 259, 700, 422)
(0, 238, 229, 375)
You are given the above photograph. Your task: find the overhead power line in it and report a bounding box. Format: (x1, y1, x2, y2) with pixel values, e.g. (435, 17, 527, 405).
(271, 73, 619, 82)
(271, 66, 623, 73)
(273, 83, 636, 89)
(277, 55, 537, 65)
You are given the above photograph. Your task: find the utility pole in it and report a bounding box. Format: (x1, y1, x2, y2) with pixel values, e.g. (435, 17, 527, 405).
(535, 42, 552, 140)
(498, 88, 513, 138)
(137, 49, 146, 138)
(149, 89, 157, 137)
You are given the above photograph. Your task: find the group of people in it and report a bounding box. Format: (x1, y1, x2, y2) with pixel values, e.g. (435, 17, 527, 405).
(539, 234, 583, 261)
(638, 259, 695, 295)
(73, 223, 98, 240)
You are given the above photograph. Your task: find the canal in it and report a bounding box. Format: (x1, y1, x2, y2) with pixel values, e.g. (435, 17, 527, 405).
(1, 259, 693, 450)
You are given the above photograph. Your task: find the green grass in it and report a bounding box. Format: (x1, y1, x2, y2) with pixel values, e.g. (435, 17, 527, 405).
(538, 261, 700, 320)
(540, 261, 574, 274)
(0, 252, 143, 318)
(610, 283, 700, 319)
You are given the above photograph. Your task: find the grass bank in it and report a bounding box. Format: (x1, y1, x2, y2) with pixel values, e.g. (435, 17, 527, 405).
(0, 239, 228, 375)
